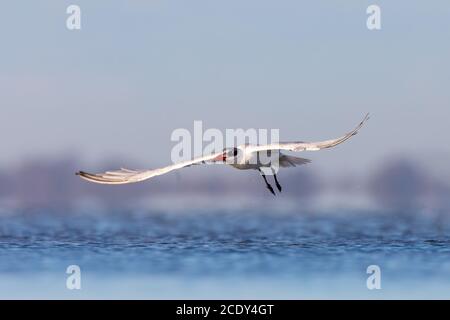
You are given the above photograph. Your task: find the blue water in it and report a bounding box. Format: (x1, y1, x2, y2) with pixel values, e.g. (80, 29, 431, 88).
(1, 209, 450, 299)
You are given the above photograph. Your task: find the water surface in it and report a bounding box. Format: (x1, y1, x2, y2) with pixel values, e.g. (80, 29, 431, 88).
(1, 209, 449, 299)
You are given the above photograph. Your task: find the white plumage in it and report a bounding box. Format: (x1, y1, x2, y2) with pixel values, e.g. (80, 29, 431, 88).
(77, 114, 369, 194)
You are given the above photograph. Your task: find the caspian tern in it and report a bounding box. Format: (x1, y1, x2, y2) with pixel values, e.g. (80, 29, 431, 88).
(77, 114, 369, 195)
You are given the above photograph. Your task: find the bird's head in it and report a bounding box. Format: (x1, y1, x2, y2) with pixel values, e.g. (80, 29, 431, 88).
(213, 147, 240, 163)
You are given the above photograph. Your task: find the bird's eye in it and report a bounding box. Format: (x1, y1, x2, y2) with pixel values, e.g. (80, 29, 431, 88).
(233, 148, 238, 156)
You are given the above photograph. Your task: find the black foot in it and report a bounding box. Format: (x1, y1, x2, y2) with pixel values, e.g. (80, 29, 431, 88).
(259, 169, 277, 196)
(273, 173, 282, 192)
(275, 182, 282, 192)
(267, 185, 276, 196)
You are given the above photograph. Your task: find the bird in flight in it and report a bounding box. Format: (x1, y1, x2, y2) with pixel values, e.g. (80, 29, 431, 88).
(77, 114, 369, 195)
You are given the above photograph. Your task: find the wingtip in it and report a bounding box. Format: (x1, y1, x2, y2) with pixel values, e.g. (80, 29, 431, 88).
(76, 171, 89, 177)
(357, 113, 370, 128)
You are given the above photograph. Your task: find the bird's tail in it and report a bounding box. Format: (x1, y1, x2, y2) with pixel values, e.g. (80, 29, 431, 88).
(278, 154, 311, 168)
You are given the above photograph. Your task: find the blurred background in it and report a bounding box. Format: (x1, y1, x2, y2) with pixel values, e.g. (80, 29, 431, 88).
(1, 1, 450, 299)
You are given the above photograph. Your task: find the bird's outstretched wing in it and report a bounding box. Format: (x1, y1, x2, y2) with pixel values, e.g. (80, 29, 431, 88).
(245, 113, 369, 153)
(76, 151, 224, 185)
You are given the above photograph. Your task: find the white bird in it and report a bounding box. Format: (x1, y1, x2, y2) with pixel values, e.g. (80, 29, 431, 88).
(77, 114, 369, 195)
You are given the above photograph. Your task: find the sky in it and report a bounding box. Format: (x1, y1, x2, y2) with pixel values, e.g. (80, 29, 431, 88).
(1, 1, 450, 179)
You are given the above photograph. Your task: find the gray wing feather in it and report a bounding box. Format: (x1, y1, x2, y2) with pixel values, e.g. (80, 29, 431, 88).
(279, 154, 311, 168)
